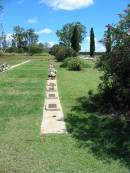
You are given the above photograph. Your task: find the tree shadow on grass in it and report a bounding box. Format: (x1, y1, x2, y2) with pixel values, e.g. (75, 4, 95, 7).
(65, 95, 130, 167)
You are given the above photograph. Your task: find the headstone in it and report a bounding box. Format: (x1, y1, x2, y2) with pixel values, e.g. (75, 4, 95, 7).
(48, 104, 57, 109)
(49, 87, 55, 91)
(49, 94, 55, 98)
(48, 83, 56, 86)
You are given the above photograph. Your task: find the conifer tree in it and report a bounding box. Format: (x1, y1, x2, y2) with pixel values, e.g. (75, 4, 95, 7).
(105, 26, 112, 53)
(90, 27, 95, 57)
(71, 25, 80, 52)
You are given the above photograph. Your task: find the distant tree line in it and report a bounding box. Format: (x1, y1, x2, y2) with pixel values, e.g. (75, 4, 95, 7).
(50, 22, 96, 71)
(10, 26, 39, 54)
(50, 21, 97, 63)
(1, 25, 50, 55)
(3, 22, 98, 57)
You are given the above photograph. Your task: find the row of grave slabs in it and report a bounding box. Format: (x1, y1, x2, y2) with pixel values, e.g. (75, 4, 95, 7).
(40, 78, 67, 134)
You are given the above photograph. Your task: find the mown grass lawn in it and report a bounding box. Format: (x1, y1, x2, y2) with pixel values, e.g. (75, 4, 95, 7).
(0, 56, 129, 173)
(0, 54, 30, 66)
(0, 54, 49, 66)
(57, 61, 101, 116)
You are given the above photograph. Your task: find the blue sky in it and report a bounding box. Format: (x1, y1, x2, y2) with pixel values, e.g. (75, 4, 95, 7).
(3, 0, 129, 51)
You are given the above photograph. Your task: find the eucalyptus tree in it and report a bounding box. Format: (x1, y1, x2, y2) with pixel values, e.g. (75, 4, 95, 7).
(12, 26, 38, 53)
(12, 25, 25, 52)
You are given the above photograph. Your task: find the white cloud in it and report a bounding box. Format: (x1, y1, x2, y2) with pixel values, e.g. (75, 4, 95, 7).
(95, 41, 106, 52)
(6, 33, 13, 46)
(6, 33, 13, 41)
(27, 18, 38, 24)
(37, 28, 53, 34)
(81, 36, 106, 52)
(40, 0, 94, 10)
(47, 41, 55, 47)
(38, 41, 55, 47)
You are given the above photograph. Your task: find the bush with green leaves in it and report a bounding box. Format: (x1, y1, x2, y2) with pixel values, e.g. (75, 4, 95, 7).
(49, 44, 76, 61)
(97, 5, 130, 115)
(60, 57, 72, 67)
(68, 58, 83, 71)
(29, 44, 43, 56)
(49, 44, 59, 57)
(6, 47, 17, 53)
(60, 57, 91, 70)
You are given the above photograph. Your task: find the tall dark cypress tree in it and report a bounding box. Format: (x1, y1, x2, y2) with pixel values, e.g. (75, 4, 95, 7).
(106, 27, 111, 53)
(71, 25, 80, 53)
(90, 27, 95, 57)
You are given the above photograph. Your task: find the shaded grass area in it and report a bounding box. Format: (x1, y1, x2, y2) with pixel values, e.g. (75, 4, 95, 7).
(66, 96, 130, 165)
(57, 60, 130, 173)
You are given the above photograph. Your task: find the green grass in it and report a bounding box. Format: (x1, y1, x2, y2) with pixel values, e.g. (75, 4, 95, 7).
(57, 61, 100, 116)
(0, 54, 50, 66)
(0, 54, 30, 66)
(0, 56, 129, 172)
(57, 60, 130, 173)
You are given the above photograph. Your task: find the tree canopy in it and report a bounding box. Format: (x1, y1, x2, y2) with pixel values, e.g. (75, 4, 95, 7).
(97, 4, 130, 115)
(12, 25, 38, 53)
(56, 22, 86, 48)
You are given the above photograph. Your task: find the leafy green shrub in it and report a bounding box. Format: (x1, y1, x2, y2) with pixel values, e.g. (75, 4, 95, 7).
(68, 58, 82, 71)
(29, 44, 43, 56)
(60, 57, 73, 67)
(60, 57, 91, 70)
(49, 44, 76, 61)
(49, 44, 60, 56)
(95, 55, 105, 69)
(80, 59, 92, 68)
(96, 5, 130, 115)
(18, 47, 24, 53)
(6, 47, 17, 53)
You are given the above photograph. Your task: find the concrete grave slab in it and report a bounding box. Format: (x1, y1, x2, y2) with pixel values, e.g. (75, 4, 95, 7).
(46, 93, 58, 99)
(41, 77, 67, 134)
